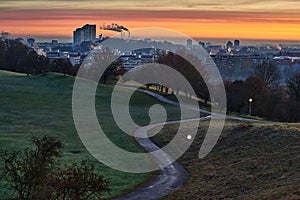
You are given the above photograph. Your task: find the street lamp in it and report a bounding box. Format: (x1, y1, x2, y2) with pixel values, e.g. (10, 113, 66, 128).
(248, 98, 253, 116)
(186, 135, 192, 164)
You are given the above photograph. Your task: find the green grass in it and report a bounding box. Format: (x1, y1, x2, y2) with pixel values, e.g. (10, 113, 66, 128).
(0, 70, 199, 198)
(151, 120, 300, 199)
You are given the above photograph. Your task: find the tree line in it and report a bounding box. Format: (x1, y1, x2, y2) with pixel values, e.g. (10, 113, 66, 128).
(140, 50, 300, 122)
(0, 40, 122, 84)
(1, 40, 299, 121)
(226, 62, 300, 122)
(0, 40, 78, 76)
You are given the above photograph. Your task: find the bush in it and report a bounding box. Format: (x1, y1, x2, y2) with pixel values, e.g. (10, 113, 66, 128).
(0, 136, 110, 200)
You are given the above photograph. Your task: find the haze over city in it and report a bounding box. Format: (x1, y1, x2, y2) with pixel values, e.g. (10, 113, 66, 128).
(1, 0, 300, 42)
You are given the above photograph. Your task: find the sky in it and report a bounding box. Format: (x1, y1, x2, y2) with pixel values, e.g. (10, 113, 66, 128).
(0, 0, 300, 42)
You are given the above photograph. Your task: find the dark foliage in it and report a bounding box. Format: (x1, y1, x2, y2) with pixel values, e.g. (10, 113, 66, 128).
(50, 58, 73, 76)
(0, 40, 49, 75)
(286, 72, 300, 102)
(49, 161, 110, 200)
(226, 76, 299, 122)
(0, 136, 110, 200)
(79, 48, 122, 84)
(158, 50, 209, 102)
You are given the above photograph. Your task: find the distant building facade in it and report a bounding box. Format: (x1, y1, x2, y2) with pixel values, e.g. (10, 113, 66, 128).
(199, 41, 205, 48)
(51, 40, 59, 48)
(46, 50, 69, 61)
(187, 39, 192, 47)
(73, 28, 83, 45)
(211, 54, 267, 80)
(27, 38, 36, 47)
(1, 32, 10, 40)
(234, 39, 240, 48)
(73, 24, 96, 45)
(226, 41, 233, 50)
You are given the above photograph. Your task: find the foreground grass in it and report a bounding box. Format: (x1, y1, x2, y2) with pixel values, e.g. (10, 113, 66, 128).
(151, 120, 300, 199)
(0, 70, 198, 198)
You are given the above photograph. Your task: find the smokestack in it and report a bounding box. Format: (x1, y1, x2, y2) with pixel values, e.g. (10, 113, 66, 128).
(119, 26, 129, 32)
(101, 22, 130, 38)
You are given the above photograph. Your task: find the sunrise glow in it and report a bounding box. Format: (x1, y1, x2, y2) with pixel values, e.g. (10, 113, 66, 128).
(0, 0, 300, 42)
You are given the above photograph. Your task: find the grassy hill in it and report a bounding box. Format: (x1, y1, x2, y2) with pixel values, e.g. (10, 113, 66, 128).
(0, 70, 196, 198)
(151, 120, 300, 199)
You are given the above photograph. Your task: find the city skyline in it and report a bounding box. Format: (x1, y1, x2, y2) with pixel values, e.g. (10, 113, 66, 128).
(0, 0, 300, 42)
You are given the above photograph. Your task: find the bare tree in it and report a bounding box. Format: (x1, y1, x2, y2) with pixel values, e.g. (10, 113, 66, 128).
(81, 48, 121, 84)
(158, 49, 209, 102)
(253, 61, 281, 89)
(1, 136, 110, 200)
(1, 136, 63, 199)
(286, 72, 300, 102)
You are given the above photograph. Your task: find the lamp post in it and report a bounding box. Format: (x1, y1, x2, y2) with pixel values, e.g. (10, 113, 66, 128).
(186, 135, 192, 164)
(248, 98, 253, 116)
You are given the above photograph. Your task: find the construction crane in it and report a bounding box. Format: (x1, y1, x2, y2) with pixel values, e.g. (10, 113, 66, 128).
(100, 23, 130, 39)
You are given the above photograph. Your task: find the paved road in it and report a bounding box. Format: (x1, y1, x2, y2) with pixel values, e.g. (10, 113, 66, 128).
(115, 120, 188, 200)
(115, 116, 212, 200)
(115, 87, 272, 200)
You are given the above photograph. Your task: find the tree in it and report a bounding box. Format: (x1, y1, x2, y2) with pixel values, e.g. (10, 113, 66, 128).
(1, 136, 63, 199)
(101, 58, 121, 84)
(82, 48, 121, 84)
(225, 80, 245, 113)
(286, 72, 300, 102)
(0, 39, 48, 76)
(225, 77, 272, 116)
(36, 55, 50, 75)
(51, 58, 71, 76)
(158, 49, 209, 102)
(59, 59, 72, 77)
(253, 61, 281, 89)
(49, 161, 110, 200)
(1, 136, 110, 200)
(0, 41, 7, 68)
(24, 49, 38, 76)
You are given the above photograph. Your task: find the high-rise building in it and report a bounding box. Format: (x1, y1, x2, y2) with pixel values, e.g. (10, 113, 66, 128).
(234, 39, 240, 48)
(1, 32, 10, 40)
(73, 28, 83, 45)
(187, 39, 192, 47)
(226, 41, 233, 50)
(82, 24, 96, 42)
(73, 24, 96, 45)
(27, 38, 36, 47)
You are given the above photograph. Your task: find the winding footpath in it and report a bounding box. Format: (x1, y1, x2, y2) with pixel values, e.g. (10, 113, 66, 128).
(115, 87, 269, 200)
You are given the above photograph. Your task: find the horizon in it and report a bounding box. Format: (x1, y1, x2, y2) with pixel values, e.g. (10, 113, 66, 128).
(1, 0, 300, 43)
(4, 33, 300, 46)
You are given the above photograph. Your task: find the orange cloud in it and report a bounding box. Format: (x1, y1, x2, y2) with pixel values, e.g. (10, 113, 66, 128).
(0, 8, 299, 42)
